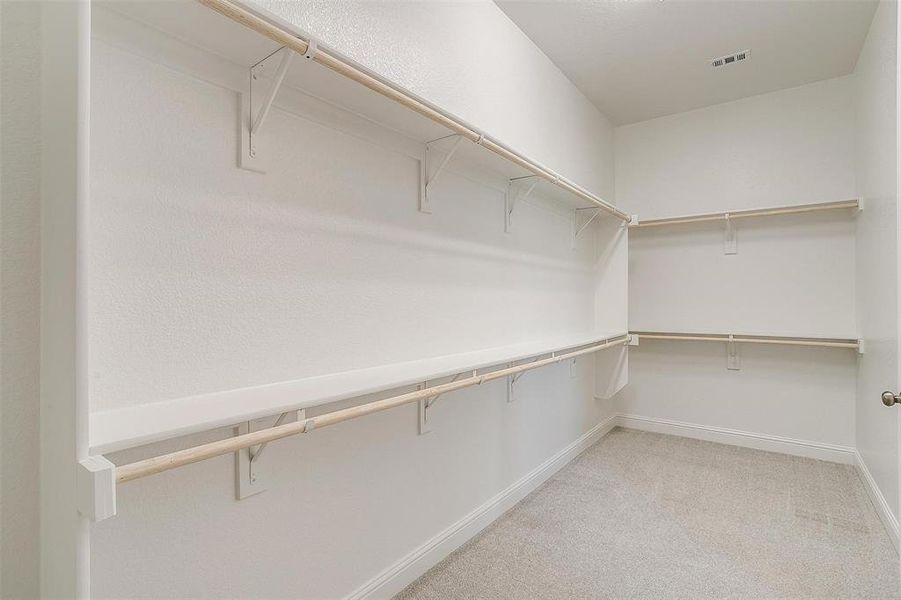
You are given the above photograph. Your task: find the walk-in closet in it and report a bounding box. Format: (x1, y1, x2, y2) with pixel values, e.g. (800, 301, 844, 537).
(2, 0, 900, 597)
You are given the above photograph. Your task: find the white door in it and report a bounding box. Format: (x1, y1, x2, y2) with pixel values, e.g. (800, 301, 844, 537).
(854, 0, 900, 553)
(873, 0, 901, 551)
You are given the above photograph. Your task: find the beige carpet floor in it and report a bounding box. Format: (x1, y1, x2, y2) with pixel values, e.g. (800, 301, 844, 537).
(396, 427, 900, 599)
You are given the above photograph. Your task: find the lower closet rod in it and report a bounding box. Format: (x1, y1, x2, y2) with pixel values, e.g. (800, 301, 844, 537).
(114, 334, 632, 484)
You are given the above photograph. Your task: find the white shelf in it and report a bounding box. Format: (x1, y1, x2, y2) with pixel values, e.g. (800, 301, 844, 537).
(91, 331, 626, 454)
(629, 199, 860, 229)
(630, 330, 860, 350)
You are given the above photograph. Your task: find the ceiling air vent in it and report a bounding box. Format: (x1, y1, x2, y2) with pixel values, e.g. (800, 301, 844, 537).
(711, 49, 750, 69)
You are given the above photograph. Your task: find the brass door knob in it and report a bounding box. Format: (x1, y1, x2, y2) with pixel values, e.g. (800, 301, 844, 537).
(882, 391, 899, 407)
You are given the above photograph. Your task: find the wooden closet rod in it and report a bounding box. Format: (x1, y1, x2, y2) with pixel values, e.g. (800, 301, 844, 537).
(631, 331, 860, 350)
(629, 199, 860, 229)
(195, 0, 630, 223)
(114, 334, 632, 484)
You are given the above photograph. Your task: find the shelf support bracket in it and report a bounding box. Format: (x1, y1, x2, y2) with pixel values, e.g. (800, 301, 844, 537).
(77, 456, 117, 522)
(417, 382, 433, 435)
(575, 208, 602, 238)
(724, 213, 737, 255)
(240, 47, 296, 172)
(505, 175, 540, 232)
(573, 207, 602, 248)
(421, 134, 464, 213)
(726, 334, 741, 370)
(418, 372, 469, 434)
(236, 409, 305, 499)
(507, 356, 545, 402)
(251, 48, 295, 139)
(249, 410, 302, 464)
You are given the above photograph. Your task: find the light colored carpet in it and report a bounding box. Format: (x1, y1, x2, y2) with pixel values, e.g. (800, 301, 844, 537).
(396, 427, 900, 599)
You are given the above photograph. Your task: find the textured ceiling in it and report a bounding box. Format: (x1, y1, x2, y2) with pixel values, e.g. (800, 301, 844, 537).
(497, 0, 878, 125)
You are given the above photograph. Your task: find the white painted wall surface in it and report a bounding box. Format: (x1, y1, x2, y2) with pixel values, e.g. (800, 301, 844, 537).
(854, 0, 900, 532)
(617, 77, 858, 450)
(0, 2, 42, 597)
(88, 3, 624, 597)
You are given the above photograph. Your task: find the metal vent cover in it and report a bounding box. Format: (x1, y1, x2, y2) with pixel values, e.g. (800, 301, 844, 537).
(711, 49, 750, 68)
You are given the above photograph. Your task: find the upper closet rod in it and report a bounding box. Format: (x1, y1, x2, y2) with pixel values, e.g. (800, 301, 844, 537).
(114, 334, 632, 484)
(196, 0, 630, 223)
(629, 199, 859, 229)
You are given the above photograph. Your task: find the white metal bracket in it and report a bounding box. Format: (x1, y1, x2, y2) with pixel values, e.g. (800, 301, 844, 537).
(857, 338, 866, 355)
(236, 409, 304, 499)
(77, 456, 117, 522)
(628, 334, 639, 346)
(235, 422, 265, 499)
(303, 39, 318, 61)
(239, 47, 296, 173)
(726, 335, 741, 370)
(417, 382, 433, 435)
(507, 370, 524, 403)
(418, 372, 471, 434)
(421, 134, 465, 213)
(506, 363, 521, 403)
(724, 213, 737, 255)
(507, 356, 545, 402)
(572, 207, 603, 248)
(505, 175, 540, 232)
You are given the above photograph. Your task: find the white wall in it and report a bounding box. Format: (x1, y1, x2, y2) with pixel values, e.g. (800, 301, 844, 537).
(617, 77, 859, 452)
(0, 2, 42, 597)
(854, 0, 900, 536)
(88, 2, 624, 598)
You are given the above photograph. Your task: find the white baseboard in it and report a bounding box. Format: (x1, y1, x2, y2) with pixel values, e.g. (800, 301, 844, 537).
(616, 414, 856, 465)
(345, 414, 619, 600)
(854, 450, 901, 552)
